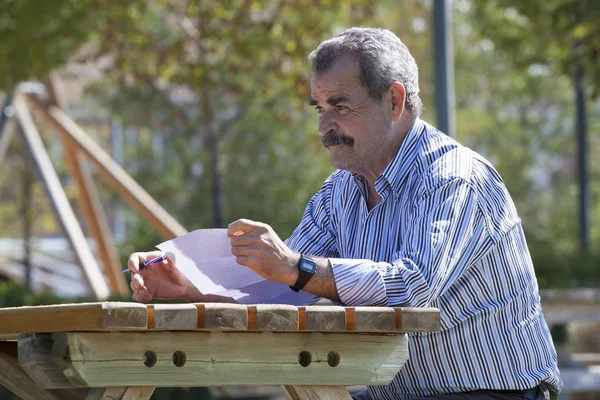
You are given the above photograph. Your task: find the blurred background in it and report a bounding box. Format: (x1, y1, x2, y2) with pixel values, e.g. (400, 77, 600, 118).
(0, 0, 598, 399)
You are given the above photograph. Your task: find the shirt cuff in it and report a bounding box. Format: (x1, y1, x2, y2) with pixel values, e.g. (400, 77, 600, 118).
(329, 258, 389, 306)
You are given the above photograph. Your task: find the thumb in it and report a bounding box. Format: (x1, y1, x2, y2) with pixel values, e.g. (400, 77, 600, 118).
(227, 218, 260, 237)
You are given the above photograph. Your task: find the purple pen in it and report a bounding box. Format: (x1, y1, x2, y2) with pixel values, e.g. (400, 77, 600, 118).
(122, 254, 167, 273)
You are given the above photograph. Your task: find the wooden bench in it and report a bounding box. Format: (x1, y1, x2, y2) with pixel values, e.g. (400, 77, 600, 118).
(0, 302, 440, 400)
(541, 288, 600, 324)
(541, 289, 600, 396)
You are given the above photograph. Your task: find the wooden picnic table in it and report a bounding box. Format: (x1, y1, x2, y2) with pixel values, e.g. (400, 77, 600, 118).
(0, 302, 440, 400)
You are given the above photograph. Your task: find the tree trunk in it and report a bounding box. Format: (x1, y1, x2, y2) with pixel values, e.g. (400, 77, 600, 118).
(205, 128, 223, 228)
(21, 155, 33, 289)
(199, 89, 224, 228)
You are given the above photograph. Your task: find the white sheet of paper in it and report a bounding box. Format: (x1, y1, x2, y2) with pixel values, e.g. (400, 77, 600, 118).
(156, 229, 315, 305)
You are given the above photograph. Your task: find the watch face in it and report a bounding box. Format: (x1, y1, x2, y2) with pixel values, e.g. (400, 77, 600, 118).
(300, 257, 317, 274)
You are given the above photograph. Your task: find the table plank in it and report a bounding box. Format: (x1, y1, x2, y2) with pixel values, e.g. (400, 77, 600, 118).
(540, 289, 600, 324)
(0, 302, 147, 339)
(305, 306, 347, 331)
(199, 303, 248, 330)
(151, 304, 197, 330)
(251, 304, 298, 331)
(354, 307, 395, 332)
(0, 302, 441, 340)
(395, 307, 441, 332)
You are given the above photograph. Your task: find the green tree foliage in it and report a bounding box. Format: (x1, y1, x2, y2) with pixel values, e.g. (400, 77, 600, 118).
(0, 1, 375, 252)
(0, 0, 146, 89)
(87, 0, 375, 229)
(461, 0, 600, 286)
(0, 0, 597, 292)
(472, 0, 600, 97)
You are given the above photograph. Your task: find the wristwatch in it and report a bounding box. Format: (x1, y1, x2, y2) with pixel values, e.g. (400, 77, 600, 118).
(290, 254, 316, 292)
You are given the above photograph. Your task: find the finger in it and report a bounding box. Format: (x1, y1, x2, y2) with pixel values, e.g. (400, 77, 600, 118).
(127, 250, 163, 272)
(231, 245, 250, 257)
(235, 255, 251, 267)
(230, 233, 256, 246)
(133, 290, 152, 303)
(136, 283, 152, 302)
(164, 252, 176, 268)
(227, 219, 261, 237)
(131, 273, 146, 292)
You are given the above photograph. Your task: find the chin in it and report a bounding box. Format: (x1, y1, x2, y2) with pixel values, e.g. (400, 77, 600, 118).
(329, 158, 352, 172)
(328, 146, 356, 172)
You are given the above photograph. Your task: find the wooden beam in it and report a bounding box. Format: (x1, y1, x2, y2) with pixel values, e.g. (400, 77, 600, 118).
(13, 96, 110, 300)
(17, 334, 155, 399)
(86, 388, 127, 400)
(0, 341, 87, 400)
(284, 385, 352, 400)
(19, 333, 77, 389)
(45, 76, 67, 111)
(42, 79, 127, 296)
(26, 93, 187, 239)
(86, 387, 155, 400)
(0, 120, 14, 167)
(0, 341, 61, 400)
(63, 138, 128, 296)
(0, 92, 15, 168)
(42, 331, 407, 388)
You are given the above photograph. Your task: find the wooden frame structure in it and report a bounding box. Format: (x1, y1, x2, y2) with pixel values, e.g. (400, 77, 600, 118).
(0, 302, 441, 400)
(1, 86, 188, 299)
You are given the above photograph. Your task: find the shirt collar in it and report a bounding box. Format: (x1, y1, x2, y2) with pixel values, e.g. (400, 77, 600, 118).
(375, 118, 425, 197)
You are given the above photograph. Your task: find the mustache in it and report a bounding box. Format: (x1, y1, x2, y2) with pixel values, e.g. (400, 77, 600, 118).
(322, 132, 354, 148)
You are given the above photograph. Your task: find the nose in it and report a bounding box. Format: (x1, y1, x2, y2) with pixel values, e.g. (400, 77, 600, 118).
(318, 111, 339, 137)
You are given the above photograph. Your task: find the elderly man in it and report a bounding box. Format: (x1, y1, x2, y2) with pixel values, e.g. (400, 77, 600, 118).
(128, 28, 561, 399)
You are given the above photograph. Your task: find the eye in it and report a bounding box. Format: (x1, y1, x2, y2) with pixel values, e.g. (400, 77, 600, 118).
(335, 104, 349, 112)
(315, 106, 324, 114)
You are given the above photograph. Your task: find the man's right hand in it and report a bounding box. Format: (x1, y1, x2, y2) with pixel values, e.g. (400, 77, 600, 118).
(127, 250, 201, 303)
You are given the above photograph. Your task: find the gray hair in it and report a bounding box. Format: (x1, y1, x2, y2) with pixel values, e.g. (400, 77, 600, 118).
(308, 27, 422, 117)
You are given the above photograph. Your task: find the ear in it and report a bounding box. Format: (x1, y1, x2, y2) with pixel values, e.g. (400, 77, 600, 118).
(389, 82, 406, 121)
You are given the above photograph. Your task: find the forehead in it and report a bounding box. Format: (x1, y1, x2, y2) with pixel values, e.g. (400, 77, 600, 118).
(310, 55, 364, 99)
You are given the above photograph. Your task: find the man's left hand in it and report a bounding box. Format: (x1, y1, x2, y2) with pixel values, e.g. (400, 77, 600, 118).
(228, 219, 300, 285)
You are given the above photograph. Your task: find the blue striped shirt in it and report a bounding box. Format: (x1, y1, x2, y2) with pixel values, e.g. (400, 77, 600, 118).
(285, 119, 562, 399)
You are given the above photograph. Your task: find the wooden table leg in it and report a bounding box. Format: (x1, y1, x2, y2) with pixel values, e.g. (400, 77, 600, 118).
(283, 385, 353, 399)
(86, 387, 155, 400)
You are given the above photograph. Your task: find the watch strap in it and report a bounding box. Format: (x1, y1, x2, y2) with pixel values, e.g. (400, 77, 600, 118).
(290, 255, 315, 292)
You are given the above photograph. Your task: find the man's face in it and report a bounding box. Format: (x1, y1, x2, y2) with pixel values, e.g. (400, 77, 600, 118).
(310, 55, 392, 175)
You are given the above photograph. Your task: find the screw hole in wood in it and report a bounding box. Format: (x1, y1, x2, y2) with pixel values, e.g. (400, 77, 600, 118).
(172, 350, 187, 367)
(298, 351, 311, 367)
(327, 351, 340, 367)
(143, 351, 157, 368)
